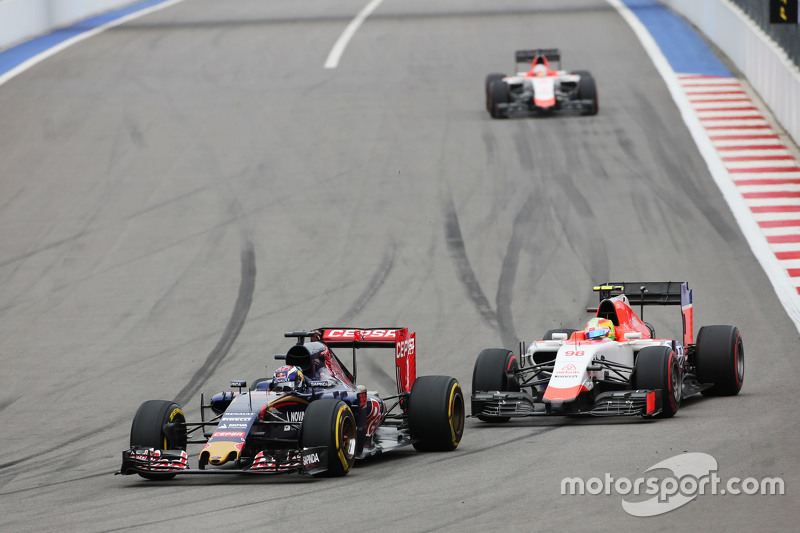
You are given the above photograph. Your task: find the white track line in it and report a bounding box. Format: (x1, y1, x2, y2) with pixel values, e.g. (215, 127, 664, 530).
(324, 0, 385, 69)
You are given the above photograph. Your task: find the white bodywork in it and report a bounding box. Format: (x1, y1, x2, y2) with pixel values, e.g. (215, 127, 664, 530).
(525, 333, 679, 402)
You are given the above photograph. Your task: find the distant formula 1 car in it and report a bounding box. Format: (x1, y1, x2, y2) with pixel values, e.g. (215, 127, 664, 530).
(118, 327, 464, 479)
(472, 282, 743, 420)
(485, 48, 598, 118)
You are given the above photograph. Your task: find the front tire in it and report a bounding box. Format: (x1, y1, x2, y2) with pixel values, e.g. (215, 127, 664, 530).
(696, 325, 744, 396)
(408, 376, 465, 452)
(485, 73, 505, 112)
(130, 400, 187, 480)
(633, 346, 681, 418)
(489, 80, 510, 119)
(472, 349, 519, 422)
(577, 74, 598, 115)
(301, 399, 356, 477)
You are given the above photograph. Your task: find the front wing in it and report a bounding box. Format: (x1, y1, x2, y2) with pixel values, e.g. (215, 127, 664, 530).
(496, 98, 595, 117)
(472, 389, 663, 418)
(117, 446, 329, 477)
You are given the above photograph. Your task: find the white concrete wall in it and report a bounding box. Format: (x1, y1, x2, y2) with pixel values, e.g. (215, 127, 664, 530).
(0, 0, 134, 50)
(661, 0, 800, 147)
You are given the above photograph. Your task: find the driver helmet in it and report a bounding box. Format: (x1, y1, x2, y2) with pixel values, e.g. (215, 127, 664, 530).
(585, 317, 615, 341)
(532, 63, 548, 77)
(271, 365, 306, 392)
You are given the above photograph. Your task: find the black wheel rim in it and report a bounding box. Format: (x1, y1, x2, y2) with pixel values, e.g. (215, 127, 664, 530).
(339, 414, 356, 461)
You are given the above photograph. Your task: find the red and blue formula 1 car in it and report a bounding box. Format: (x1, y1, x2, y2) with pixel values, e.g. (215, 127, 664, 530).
(118, 327, 464, 479)
(471, 282, 743, 420)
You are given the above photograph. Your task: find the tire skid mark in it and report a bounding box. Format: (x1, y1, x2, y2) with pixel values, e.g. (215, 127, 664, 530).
(173, 241, 256, 407)
(0, 396, 18, 414)
(328, 244, 398, 391)
(443, 193, 498, 330)
(495, 193, 536, 348)
(335, 244, 395, 324)
(0, 418, 123, 489)
(0, 471, 111, 497)
(431, 424, 563, 462)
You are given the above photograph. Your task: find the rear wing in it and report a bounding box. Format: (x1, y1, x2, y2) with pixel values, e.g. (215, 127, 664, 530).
(287, 328, 416, 394)
(592, 282, 694, 346)
(515, 48, 561, 68)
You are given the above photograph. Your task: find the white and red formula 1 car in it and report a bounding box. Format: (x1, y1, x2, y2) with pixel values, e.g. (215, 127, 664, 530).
(485, 48, 598, 118)
(471, 282, 743, 420)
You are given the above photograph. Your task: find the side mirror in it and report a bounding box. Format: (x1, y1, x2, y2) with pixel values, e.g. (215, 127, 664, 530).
(624, 332, 642, 340)
(552, 332, 569, 340)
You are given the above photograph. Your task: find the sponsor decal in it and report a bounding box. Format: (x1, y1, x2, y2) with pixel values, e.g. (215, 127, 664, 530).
(213, 431, 246, 438)
(396, 337, 415, 359)
(559, 364, 579, 374)
(326, 329, 397, 339)
(287, 411, 305, 422)
(303, 452, 320, 466)
(365, 398, 383, 436)
(222, 415, 254, 422)
(308, 380, 331, 387)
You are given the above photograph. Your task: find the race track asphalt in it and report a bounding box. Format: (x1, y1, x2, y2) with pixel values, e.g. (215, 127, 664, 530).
(0, 0, 797, 530)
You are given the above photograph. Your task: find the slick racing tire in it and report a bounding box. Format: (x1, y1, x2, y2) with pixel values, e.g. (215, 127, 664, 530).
(577, 74, 598, 116)
(408, 376, 465, 452)
(300, 399, 356, 477)
(472, 349, 519, 422)
(485, 73, 505, 111)
(633, 346, 681, 418)
(696, 325, 744, 396)
(489, 80, 510, 119)
(130, 400, 187, 480)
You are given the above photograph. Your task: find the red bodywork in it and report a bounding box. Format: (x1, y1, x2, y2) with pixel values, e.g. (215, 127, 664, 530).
(320, 328, 417, 393)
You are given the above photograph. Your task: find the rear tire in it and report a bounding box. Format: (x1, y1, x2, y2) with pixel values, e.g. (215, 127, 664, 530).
(489, 80, 510, 119)
(300, 399, 356, 477)
(633, 346, 680, 418)
(696, 325, 744, 396)
(472, 349, 519, 422)
(485, 73, 505, 112)
(578, 75, 598, 115)
(129, 400, 187, 480)
(408, 376, 465, 451)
